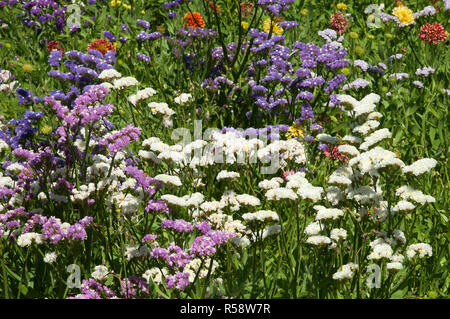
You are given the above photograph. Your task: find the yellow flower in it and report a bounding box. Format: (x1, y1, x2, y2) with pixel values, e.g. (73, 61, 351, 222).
(355, 46, 364, 55)
(110, 0, 122, 6)
(5, 43, 11, 49)
(341, 68, 350, 75)
(22, 64, 34, 72)
(263, 18, 283, 35)
(300, 8, 308, 16)
(241, 21, 249, 30)
(286, 123, 304, 139)
(41, 125, 53, 134)
(366, 34, 375, 40)
(336, 3, 348, 11)
(122, 3, 131, 10)
(349, 32, 358, 39)
(392, 5, 414, 26)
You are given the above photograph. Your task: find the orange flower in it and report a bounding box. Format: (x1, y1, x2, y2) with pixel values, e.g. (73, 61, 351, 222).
(87, 39, 116, 55)
(183, 12, 205, 29)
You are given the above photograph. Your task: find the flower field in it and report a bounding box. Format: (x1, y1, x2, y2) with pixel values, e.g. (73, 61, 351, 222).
(0, 0, 449, 299)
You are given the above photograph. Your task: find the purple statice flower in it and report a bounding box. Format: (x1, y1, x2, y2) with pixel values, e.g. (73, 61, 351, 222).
(99, 124, 141, 155)
(195, 221, 212, 234)
(66, 223, 87, 240)
(48, 50, 63, 68)
(42, 217, 64, 244)
(310, 123, 323, 132)
(368, 66, 385, 76)
(142, 234, 157, 243)
(136, 19, 150, 29)
(354, 59, 370, 72)
(67, 279, 115, 299)
(415, 67, 435, 77)
(145, 200, 169, 214)
(389, 73, 409, 81)
(190, 230, 235, 257)
(413, 6, 436, 18)
(279, 20, 298, 30)
(318, 28, 337, 41)
(136, 53, 151, 64)
(121, 277, 149, 298)
(124, 166, 160, 196)
(161, 219, 194, 233)
(342, 78, 370, 90)
(445, 0, 450, 11)
(165, 272, 190, 291)
(413, 81, 423, 88)
(387, 54, 404, 63)
(325, 74, 346, 93)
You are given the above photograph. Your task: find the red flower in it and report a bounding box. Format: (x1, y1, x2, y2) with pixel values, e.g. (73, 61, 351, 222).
(183, 12, 205, 29)
(87, 39, 116, 55)
(418, 23, 448, 44)
(208, 1, 221, 13)
(47, 41, 65, 56)
(323, 145, 348, 163)
(330, 11, 350, 34)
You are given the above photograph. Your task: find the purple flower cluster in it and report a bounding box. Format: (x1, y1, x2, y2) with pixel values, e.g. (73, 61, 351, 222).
(190, 230, 235, 257)
(161, 219, 194, 233)
(99, 124, 141, 155)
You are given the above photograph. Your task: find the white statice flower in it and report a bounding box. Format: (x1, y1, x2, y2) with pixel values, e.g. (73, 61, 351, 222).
(392, 229, 406, 244)
(43, 252, 58, 264)
(142, 137, 161, 148)
(328, 175, 352, 187)
(199, 201, 223, 214)
(158, 151, 184, 164)
(91, 265, 109, 281)
(350, 147, 405, 176)
(330, 228, 347, 241)
(347, 186, 382, 206)
(219, 190, 241, 211)
(352, 93, 380, 117)
(17, 232, 45, 247)
(143, 268, 168, 285)
(98, 69, 122, 80)
(148, 102, 175, 117)
(304, 221, 324, 236)
(100, 82, 114, 89)
(113, 76, 138, 89)
(217, 170, 240, 181)
(297, 185, 323, 202)
(258, 178, 284, 190)
(232, 236, 251, 248)
(352, 120, 380, 135)
(313, 206, 344, 221)
(186, 192, 205, 207)
(242, 210, 279, 223)
(155, 174, 182, 187)
(392, 200, 416, 213)
(395, 186, 435, 205)
(174, 93, 193, 104)
(338, 144, 360, 157)
(125, 245, 149, 261)
(265, 187, 297, 201)
(306, 235, 331, 246)
(367, 112, 383, 120)
(402, 158, 437, 176)
(261, 225, 281, 239)
(128, 87, 157, 105)
(327, 186, 344, 205)
(332, 263, 358, 280)
(236, 194, 260, 207)
(367, 243, 393, 260)
(118, 194, 140, 214)
(138, 150, 160, 164)
(406, 243, 432, 259)
(359, 128, 392, 151)
(0, 139, 9, 151)
(342, 135, 362, 145)
(316, 133, 340, 144)
(6, 163, 25, 175)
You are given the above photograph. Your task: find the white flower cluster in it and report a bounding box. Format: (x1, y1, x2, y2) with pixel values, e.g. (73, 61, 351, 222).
(332, 263, 358, 280)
